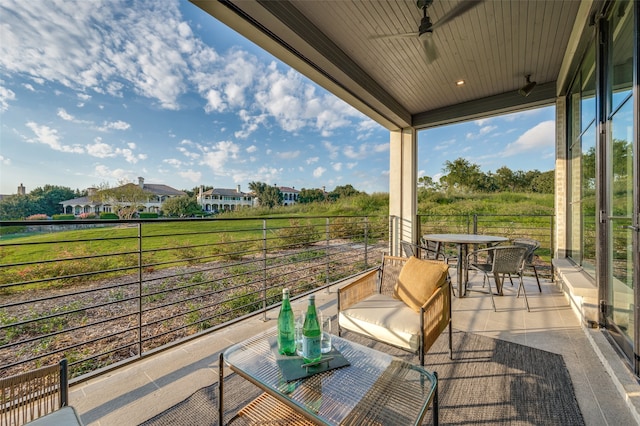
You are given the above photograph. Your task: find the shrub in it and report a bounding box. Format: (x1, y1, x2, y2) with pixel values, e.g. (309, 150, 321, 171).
(52, 214, 75, 220)
(211, 233, 252, 261)
(223, 288, 262, 315)
(78, 212, 97, 219)
(100, 213, 119, 219)
(139, 212, 158, 219)
(26, 214, 49, 220)
(0, 226, 26, 236)
(274, 219, 321, 248)
(329, 217, 364, 239)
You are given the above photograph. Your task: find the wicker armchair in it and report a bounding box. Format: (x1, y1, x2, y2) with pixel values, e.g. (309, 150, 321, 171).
(337, 255, 452, 366)
(0, 359, 82, 425)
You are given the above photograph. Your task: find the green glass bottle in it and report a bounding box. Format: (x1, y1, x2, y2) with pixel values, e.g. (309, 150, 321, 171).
(277, 288, 296, 355)
(302, 294, 322, 363)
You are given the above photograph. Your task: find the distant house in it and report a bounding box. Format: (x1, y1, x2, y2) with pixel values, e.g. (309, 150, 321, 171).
(59, 177, 185, 215)
(197, 185, 254, 213)
(279, 186, 299, 206)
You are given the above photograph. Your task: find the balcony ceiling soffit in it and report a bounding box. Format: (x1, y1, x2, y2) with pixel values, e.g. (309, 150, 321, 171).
(191, 0, 583, 130)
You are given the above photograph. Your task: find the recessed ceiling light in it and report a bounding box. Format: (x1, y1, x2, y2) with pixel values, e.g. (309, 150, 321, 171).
(456, 80, 465, 86)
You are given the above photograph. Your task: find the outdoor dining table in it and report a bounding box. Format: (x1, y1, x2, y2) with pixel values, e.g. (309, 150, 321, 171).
(422, 233, 508, 297)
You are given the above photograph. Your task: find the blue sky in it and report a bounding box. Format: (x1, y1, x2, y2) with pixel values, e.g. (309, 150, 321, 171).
(0, 0, 555, 196)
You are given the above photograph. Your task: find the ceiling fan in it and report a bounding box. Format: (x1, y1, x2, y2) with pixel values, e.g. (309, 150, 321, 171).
(372, 0, 482, 63)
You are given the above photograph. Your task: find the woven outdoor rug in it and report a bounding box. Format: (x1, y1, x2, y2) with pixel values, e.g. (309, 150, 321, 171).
(140, 328, 584, 425)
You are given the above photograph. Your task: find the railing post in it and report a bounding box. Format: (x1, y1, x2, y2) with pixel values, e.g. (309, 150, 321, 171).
(262, 219, 267, 321)
(473, 214, 478, 235)
(550, 214, 555, 278)
(137, 222, 143, 357)
(325, 217, 330, 293)
(364, 216, 369, 270)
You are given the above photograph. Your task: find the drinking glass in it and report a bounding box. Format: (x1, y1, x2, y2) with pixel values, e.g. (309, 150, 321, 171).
(320, 309, 332, 353)
(294, 309, 304, 356)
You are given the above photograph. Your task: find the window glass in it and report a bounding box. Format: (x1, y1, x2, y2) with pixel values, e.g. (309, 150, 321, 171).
(567, 41, 597, 275)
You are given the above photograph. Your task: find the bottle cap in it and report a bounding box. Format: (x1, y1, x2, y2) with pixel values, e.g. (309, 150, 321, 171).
(282, 288, 289, 296)
(308, 294, 315, 302)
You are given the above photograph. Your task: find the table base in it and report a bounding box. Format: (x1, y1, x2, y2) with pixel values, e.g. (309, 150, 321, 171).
(230, 392, 313, 425)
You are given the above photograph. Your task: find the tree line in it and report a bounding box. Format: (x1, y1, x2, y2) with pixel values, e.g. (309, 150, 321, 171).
(0, 182, 366, 220)
(421, 158, 554, 194)
(0, 158, 560, 220)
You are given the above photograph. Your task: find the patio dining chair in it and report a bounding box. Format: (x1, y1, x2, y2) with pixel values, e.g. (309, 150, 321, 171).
(512, 238, 542, 292)
(401, 240, 456, 265)
(466, 245, 529, 312)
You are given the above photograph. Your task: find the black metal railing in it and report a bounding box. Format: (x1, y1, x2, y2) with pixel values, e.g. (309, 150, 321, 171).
(0, 216, 388, 381)
(1, 213, 553, 382)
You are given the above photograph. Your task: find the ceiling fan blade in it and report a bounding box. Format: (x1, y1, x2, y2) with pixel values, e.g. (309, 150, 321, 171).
(431, 0, 483, 31)
(369, 32, 419, 40)
(421, 36, 438, 62)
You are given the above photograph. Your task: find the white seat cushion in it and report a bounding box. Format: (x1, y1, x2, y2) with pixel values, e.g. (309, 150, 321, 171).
(338, 293, 420, 351)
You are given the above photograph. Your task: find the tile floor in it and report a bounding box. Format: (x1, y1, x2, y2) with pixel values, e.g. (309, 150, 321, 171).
(69, 273, 640, 425)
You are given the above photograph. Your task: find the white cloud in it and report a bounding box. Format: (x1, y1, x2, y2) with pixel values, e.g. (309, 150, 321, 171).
(246, 145, 257, 153)
(313, 167, 326, 178)
(277, 150, 300, 160)
(25, 122, 84, 153)
(177, 145, 200, 161)
(323, 141, 339, 160)
(163, 158, 183, 167)
(232, 166, 281, 184)
(0, 155, 11, 166)
(343, 142, 385, 160)
(479, 125, 497, 135)
(178, 169, 201, 182)
(332, 163, 342, 171)
(357, 118, 382, 140)
(434, 138, 456, 151)
(97, 120, 131, 132)
(86, 139, 113, 158)
(22, 83, 35, 92)
(502, 120, 555, 157)
(373, 143, 389, 153)
(201, 140, 240, 173)
(306, 156, 319, 164)
(0, 0, 210, 110)
(85, 137, 142, 163)
(1, 0, 369, 156)
(0, 86, 16, 111)
(57, 108, 92, 124)
(93, 164, 134, 183)
(234, 109, 267, 139)
(57, 108, 75, 121)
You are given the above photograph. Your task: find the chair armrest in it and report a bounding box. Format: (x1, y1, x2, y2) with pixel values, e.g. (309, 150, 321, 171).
(338, 269, 379, 310)
(466, 246, 494, 260)
(420, 279, 451, 353)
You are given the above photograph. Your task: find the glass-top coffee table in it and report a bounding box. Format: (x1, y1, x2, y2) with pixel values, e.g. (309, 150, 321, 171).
(219, 327, 438, 425)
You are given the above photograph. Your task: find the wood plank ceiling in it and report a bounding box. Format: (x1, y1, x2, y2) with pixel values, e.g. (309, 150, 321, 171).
(192, 0, 587, 130)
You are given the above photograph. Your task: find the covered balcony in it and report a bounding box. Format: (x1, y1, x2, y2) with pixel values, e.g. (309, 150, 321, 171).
(188, 0, 639, 407)
(1, 0, 638, 424)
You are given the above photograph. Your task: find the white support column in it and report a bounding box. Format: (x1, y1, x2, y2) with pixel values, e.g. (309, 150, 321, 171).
(554, 97, 567, 259)
(389, 127, 418, 256)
